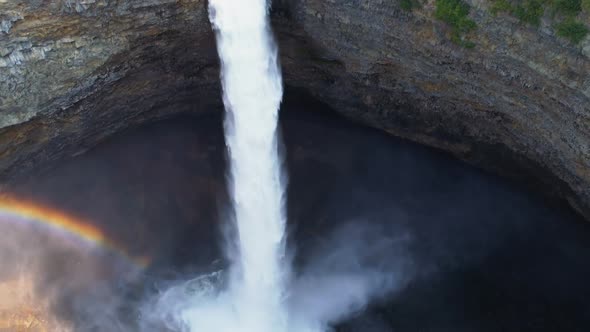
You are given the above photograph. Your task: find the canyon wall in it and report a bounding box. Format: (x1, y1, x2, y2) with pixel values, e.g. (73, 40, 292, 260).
(0, 0, 589, 219)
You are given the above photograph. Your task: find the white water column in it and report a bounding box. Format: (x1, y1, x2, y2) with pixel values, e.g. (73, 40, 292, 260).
(208, 0, 289, 331)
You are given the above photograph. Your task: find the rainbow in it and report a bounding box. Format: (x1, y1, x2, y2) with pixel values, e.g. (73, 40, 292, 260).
(0, 194, 150, 268)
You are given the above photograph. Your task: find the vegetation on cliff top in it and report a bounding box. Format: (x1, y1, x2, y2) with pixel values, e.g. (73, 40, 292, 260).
(555, 18, 589, 42)
(400, 0, 420, 11)
(435, 0, 477, 47)
(406, 0, 587, 47)
(401, 0, 412, 10)
(491, 0, 544, 25)
(490, 0, 589, 44)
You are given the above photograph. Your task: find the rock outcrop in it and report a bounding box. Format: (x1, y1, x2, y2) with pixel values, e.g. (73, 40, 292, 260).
(0, 0, 589, 219)
(0, 0, 220, 175)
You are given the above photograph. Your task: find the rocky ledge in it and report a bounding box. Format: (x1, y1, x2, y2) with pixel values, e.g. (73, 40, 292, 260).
(0, 0, 589, 220)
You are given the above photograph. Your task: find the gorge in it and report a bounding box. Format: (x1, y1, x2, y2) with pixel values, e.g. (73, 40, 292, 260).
(0, 0, 589, 221)
(0, 0, 589, 331)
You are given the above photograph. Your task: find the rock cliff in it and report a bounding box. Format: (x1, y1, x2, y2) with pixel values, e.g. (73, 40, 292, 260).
(0, 0, 589, 219)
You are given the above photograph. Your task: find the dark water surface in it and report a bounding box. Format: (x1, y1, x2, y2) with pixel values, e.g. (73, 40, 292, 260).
(9, 93, 590, 331)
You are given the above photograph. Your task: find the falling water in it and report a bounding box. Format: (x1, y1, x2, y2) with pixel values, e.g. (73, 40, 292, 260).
(142, 2, 404, 331)
(209, 0, 288, 331)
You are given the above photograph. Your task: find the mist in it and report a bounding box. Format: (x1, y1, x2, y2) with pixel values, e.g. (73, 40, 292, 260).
(0, 91, 587, 331)
(138, 218, 412, 332)
(0, 214, 143, 331)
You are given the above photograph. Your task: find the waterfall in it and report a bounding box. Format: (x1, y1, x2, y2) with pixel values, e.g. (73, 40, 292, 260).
(143, 2, 402, 332)
(210, 0, 289, 330)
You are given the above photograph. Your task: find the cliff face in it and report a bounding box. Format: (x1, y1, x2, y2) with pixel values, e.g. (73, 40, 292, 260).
(0, 0, 220, 173)
(0, 0, 589, 219)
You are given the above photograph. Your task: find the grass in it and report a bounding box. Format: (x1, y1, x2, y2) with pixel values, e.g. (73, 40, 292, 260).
(555, 18, 589, 42)
(488, 0, 589, 44)
(513, 0, 546, 25)
(491, 0, 514, 13)
(435, 0, 478, 47)
(400, 0, 423, 11)
(551, 0, 582, 15)
(491, 0, 545, 25)
(401, 0, 414, 10)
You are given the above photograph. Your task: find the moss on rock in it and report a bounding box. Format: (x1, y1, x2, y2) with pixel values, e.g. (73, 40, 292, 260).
(555, 18, 589, 43)
(435, 0, 477, 47)
(488, 0, 589, 44)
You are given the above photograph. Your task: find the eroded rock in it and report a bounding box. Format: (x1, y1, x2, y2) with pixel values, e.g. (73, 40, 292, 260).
(0, 0, 589, 220)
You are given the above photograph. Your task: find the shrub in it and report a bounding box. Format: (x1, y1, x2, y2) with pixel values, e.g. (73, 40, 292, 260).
(490, 0, 513, 14)
(555, 18, 589, 43)
(435, 0, 477, 46)
(488, 0, 546, 25)
(512, 0, 546, 26)
(551, 0, 582, 15)
(487, 0, 590, 43)
(401, 0, 414, 10)
(400, 0, 423, 11)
